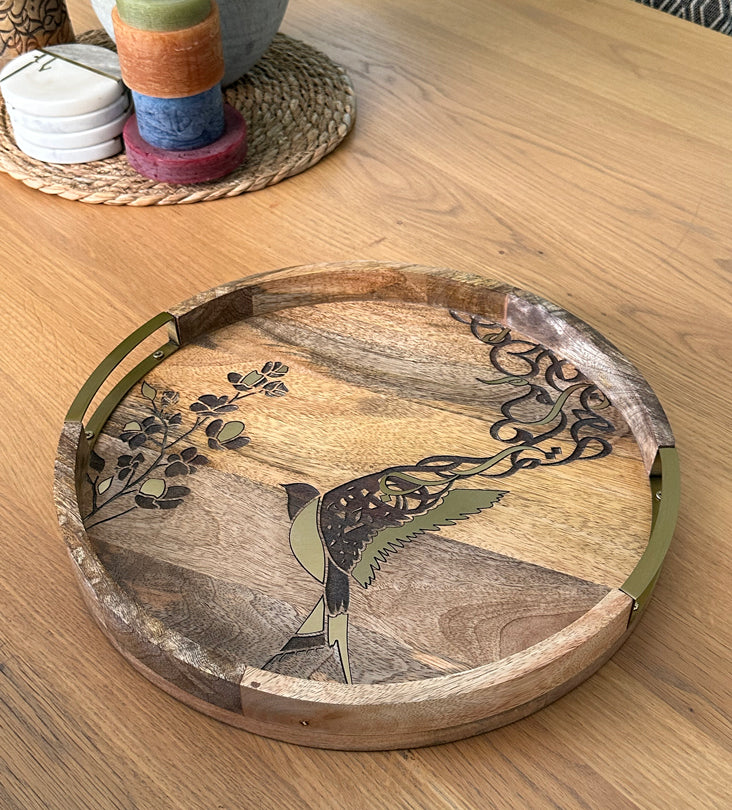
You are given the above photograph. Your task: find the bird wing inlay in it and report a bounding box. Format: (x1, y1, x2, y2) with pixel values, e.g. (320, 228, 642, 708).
(351, 488, 507, 588)
(288, 496, 325, 582)
(319, 468, 453, 573)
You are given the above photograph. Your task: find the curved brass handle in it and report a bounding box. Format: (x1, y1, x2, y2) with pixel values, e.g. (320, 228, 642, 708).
(65, 312, 179, 444)
(621, 446, 680, 623)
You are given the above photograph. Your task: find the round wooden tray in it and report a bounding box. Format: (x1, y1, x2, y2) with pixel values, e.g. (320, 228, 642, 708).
(54, 261, 679, 749)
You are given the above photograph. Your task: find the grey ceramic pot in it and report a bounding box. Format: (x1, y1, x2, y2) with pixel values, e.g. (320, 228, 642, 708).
(91, 0, 289, 86)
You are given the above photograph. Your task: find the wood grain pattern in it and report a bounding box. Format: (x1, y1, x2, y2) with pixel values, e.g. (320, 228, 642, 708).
(169, 262, 673, 473)
(56, 270, 661, 746)
(99, 296, 652, 589)
(167, 261, 511, 344)
(91, 519, 612, 681)
(233, 589, 632, 749)
(112, 589, 631, 750)
(4, 0, 731, 803)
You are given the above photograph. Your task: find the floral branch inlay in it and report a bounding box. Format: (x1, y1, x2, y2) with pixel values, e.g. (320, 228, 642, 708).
(83, 362, 290, 529)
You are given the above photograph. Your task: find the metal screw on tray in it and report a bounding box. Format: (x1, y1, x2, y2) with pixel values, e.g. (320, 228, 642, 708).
(0, 0, 75, 67)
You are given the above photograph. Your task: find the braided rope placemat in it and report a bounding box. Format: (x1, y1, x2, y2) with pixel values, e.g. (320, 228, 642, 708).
(0, 31, 355, 205)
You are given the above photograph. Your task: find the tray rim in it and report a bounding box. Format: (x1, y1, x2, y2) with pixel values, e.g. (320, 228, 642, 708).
(54, 260, 679, 747)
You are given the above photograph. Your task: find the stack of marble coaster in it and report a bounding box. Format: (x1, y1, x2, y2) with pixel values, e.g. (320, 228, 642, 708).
(113, 0, 247, 184)
(0, 44, 131, 164)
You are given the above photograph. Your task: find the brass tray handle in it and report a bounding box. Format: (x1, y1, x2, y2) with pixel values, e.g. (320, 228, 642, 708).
(65, 311, 179, 445)
(621, 446, 680, 624)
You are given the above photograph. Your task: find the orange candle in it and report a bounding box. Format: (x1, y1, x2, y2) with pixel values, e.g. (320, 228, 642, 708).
(112, 3, 224, 98)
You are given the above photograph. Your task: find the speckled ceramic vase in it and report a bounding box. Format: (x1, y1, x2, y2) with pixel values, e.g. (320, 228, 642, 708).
(90, 0, 289, 86)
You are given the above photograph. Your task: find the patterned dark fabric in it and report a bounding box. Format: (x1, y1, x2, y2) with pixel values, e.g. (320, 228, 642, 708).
(635, 1, 732, 34)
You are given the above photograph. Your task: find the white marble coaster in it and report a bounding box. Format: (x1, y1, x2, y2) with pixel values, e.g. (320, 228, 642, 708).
(11, 131, 123, 163)
(45, 43, 123, 81)
(10, 107, 131, 149)
(7, 91, 130, 134)
(0, 45, 124, 117)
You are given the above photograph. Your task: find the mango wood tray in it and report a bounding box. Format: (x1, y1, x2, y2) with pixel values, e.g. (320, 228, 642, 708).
(54, 262, 679, 749)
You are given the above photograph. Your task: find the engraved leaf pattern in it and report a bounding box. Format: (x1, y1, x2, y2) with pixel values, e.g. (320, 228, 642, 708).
(83, 363, 291, 529)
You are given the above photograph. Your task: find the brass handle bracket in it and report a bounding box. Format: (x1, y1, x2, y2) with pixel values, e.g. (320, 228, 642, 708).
(621, 446, 680, 624)
(65, 312, 180, 446)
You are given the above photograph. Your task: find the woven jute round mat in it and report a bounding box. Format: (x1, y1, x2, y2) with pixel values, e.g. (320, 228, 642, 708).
(0, 31, 355, 205)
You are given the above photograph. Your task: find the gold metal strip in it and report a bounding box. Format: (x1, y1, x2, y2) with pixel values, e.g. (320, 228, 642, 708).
(1, 50, 122, 85)
(621, 446, 680, 623)
(65, 312, 179, 440)
(85, 339, 178, 442)
(38, 48, 123, 83)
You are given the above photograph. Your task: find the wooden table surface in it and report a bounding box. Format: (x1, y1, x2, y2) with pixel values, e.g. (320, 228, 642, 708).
(1, 0, 730, 807)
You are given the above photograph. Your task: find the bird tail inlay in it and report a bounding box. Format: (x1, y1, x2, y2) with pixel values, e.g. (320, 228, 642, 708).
(327, 613, 352, 685)
(297, 597, 325, 635)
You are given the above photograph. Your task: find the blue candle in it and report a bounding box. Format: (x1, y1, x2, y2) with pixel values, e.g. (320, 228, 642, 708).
(131, 85, 225, 151)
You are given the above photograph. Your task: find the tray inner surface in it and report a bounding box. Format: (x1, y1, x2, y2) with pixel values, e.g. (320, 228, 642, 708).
(82, 299, 650, 686)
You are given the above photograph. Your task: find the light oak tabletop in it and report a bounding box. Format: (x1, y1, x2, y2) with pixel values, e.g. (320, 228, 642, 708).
(1, 0, 730, 807)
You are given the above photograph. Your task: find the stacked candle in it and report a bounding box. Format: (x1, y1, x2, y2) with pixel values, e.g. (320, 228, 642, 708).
(0, 44, 131, 163)
(113, 0, 247, 184)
